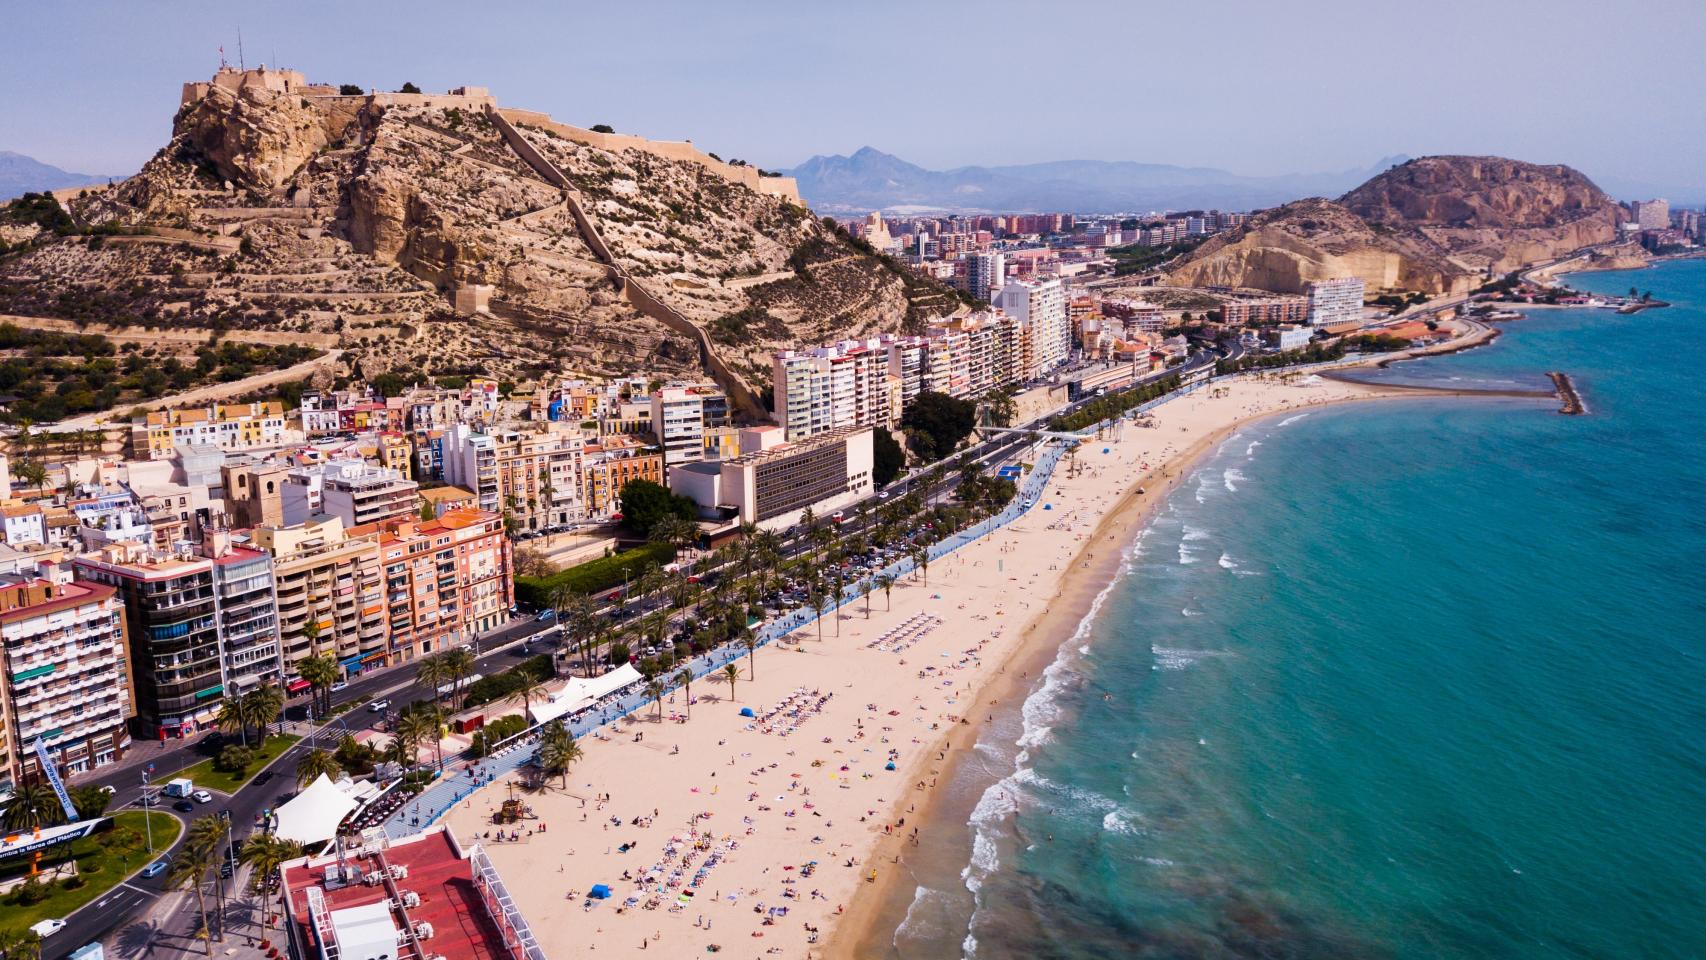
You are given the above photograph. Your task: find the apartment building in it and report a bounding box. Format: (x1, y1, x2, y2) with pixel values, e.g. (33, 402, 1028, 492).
(582, 440, 664, 519)
(283, 459, 420, 529)
(1222, 297, 1309, 326)
(995, 278, 1069, 377)
(377, 509, 512, 662)
(251, 516, 387, 681)
(1306, 277, 1367, 328)
(773, 340, 897, 441)
(442, 425, 586, 533)
(132, 402, 288, 460)
(1631, 198, 1670, 231)
(0, 562, 134, 786)
(74, 538, 276, 738)
(650, 385, 730, 468)
(967, 251, 1006, 302)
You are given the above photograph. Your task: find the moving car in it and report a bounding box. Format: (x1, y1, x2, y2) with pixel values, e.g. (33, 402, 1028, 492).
(191, 789, 213, 804)
(172, 800, 195, 813)
(331, 680, 349, 692)
(368, 698, 391, 713)
(29, 920, 66, 938)
(141, 860, 169, 878)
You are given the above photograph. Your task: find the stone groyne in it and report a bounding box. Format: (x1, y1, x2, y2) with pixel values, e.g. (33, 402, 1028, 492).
(1548, 372, 1585, 415)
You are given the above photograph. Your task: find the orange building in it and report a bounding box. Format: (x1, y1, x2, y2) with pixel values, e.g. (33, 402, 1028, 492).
(375, 509, 512, 662)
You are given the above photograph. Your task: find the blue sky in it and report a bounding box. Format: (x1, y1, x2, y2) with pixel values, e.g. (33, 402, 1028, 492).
(5, 0, 1704, 198)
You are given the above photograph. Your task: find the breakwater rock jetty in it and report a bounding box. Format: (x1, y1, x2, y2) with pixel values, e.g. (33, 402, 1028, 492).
(1549, 371, 1585, 414)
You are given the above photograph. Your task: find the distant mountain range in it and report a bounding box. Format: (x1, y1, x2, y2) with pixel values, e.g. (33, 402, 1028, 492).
(783, 147, 1413, 215)
(0, 151, 121, 201)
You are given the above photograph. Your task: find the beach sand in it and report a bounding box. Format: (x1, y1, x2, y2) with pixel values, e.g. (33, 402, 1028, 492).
(441, 373, 1494, 960)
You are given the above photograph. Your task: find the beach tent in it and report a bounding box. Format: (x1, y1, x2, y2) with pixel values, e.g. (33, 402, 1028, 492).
(739, 707, 755, 718)
(273, 773, 359, 844)
(530, 663, 646, 724)
(590, 884, 612, 899)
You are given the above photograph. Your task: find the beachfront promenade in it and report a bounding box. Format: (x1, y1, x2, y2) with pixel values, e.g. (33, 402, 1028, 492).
(379, 439, 1074, 839)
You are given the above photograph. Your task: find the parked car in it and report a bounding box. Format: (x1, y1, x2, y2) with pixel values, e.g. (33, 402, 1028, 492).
(191, 789, 213, 804)
(173, 800, 195, 813)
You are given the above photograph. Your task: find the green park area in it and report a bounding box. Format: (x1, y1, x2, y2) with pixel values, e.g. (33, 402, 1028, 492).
(153, 733, 302, 793)
(0, 810, 183, 938)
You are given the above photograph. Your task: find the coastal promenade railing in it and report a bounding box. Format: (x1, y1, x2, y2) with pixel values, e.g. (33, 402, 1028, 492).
(382, 373, 1218, 838)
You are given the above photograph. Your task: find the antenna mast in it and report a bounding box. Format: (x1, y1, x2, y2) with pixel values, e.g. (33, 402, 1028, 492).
(237, 28, 245, 71)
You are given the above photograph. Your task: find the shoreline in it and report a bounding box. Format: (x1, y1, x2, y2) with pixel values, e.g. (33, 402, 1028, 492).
(835, 381, 1504, 959)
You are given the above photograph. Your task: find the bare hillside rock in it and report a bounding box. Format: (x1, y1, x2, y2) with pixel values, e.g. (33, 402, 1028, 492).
(1168, 156, 1623, 296)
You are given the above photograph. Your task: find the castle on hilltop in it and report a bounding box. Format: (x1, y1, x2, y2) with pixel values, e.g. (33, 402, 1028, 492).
(178, 67, 798, 203)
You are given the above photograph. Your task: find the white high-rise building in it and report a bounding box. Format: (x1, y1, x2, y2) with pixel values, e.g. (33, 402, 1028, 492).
(1631, 199, 1670, 231)
(995, 278, 1068, 377)
(967, 251, 1006, 302)
(1306, 277, 1367, 328)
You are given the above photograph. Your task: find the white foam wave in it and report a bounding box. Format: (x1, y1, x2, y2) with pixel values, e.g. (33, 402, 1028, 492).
(1217, 552, 1238, 570)
(1178, 542, 1199, 565)
(1181, 525, 1211, 542)
(1246, 439, 1262, 457)
(1278, 412, 1311, 427)
(1102, 809, 1144, 835)
(895, 886, 953, 941)
(1152, 646, 1231, 671)
(1181, 606, 1203, 617)
(1142, 857, 1177, 867)
(1223, 468, 1246, 493)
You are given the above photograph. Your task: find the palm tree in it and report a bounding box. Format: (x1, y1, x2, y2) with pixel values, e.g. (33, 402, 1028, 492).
(809, 583, 831, 642)
(536, 720, 581, 788)
(644, 677, 665, 721)
(2, 781, 63, 830)
(298, 654, 339, 717)
(295, 749, 342, 788)
(239, 834, 304, 931)
(70, 784, 113, 820)
(396, 708, 444, 772)
(185, 815, 232, 941)
(833, 571, 846, 636)
(215, 699, 250, 748)
(0, 930, 43, 960)
(675, 667, 693, 718)
(167, 827, 219, 956)
(722, 663, 740, 702)
(442, 647, 477, 709)
(9, 458, 49, 498)
(509, 666, 551, 724)
(879, 573, 896, 612)
(245, 684, 285, 742)
(650, 514, 699, 560)
(742, 632, 757, 679)
(416, 652, 449, 704)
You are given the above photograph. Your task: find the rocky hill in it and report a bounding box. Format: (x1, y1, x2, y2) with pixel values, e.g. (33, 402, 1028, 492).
(0, 69, 958, 411)
(1166, 156, 1624, 296)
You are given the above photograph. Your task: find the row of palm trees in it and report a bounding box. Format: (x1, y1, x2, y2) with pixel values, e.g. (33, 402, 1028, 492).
(167, 812, 308, 956)
(214, 683, 286, 747)
(415, 646, 478, 710)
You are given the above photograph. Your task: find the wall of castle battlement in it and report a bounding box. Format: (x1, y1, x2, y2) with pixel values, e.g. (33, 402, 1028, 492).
(498, 108, 801, 204)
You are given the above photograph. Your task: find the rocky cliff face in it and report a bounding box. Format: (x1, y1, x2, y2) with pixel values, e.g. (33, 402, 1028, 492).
(1168, 156, 1623, 295)
(0, 74, 954, 390)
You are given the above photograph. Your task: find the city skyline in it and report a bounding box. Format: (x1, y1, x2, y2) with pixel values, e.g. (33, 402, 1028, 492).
(4, 0, 1705, 200)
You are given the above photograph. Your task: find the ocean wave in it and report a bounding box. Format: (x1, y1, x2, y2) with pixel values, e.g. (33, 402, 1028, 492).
(1218, 552, 1238, 570)
(1178, 542, 1199, 565)
(1181, 606, 1203, 617)
(1142, 857, 1177, 867)
(1278, 412, 1311, 427)
(895, 885, 954, 941)
(1246, 439, 1262, 457)
(1102, 809, 1145, 836)
(1182, 525, 1211, 542)
(1152, 646, 1231, 671)
(1223, 467, 1246, 493)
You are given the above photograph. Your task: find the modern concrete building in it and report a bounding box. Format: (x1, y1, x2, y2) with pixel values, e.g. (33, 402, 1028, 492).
(700, 426, 874, 531)
(1306, 277, 1366, 328)
(0, 562, 134, 786)
(1221, 297, 1309, 327)
(284, 459, 420, 529)
(995, 278, 1069, 377)
(649, 384, 729, 468)
(967, 251, 1006, 302)
(1631, 198, 1670, 231)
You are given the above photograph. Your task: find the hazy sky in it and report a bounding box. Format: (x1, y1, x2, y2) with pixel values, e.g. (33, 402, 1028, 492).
(6, 0, 1704, 198)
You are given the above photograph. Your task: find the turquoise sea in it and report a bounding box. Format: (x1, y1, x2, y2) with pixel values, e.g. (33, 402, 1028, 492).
(886, 259, 1706, 959)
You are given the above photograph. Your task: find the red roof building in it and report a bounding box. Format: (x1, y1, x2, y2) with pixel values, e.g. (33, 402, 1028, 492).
(281, 827, 544, 960)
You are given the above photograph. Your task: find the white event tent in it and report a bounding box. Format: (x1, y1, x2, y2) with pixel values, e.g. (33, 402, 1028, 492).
(273, 773, 360, 844)
(528, 664, 644, 725)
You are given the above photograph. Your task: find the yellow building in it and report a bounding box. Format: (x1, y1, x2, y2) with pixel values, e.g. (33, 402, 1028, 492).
(132, 402, 287, 460)
(250, 516, 388, 677)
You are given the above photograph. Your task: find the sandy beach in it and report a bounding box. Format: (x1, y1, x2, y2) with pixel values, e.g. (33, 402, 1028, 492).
(440, 372, 1500, 960)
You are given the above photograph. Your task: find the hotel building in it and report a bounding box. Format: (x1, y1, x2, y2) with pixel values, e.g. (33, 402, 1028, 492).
(995, 277, 1069, 376)
(1306, 277, 1367, 327)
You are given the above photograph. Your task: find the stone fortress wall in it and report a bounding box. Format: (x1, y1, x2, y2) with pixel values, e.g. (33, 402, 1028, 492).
(179, 68, 798, 204)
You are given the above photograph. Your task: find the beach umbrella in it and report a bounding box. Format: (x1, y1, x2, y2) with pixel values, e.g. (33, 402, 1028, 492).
(739, 707, 755, 718)
(590, 884, 612, 899)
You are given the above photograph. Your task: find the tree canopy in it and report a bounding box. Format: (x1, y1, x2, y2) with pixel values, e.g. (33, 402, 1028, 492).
(872, 426, 906, 487)
(900, 391, 976, 463)
(616, 479, 698, 538)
